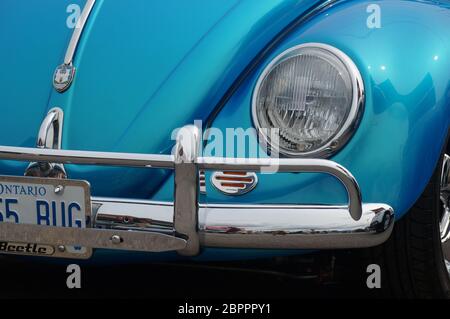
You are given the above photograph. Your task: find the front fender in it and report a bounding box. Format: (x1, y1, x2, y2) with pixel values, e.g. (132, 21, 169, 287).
(161, 0, 450, 220)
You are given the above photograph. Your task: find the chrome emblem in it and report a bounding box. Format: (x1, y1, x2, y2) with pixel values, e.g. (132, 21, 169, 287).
(53, 63, 75, 93)
(211, 171, 258, 196)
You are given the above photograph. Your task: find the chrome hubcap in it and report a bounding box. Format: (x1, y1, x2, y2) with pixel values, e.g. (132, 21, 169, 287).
(440, 154, 450, 274)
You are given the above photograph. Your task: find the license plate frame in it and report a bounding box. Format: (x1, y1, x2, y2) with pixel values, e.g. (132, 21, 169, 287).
(0, 175, 92, 259)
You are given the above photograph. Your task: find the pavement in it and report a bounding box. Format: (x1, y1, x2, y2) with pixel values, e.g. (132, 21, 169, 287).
(0, 252, 374, 299)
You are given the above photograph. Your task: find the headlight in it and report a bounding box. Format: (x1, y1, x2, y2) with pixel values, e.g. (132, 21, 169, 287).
(252, 43, 364, 157)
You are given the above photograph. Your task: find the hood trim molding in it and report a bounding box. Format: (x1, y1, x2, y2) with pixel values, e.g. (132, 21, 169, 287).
(53, 0, 96, 93)
(64, 0, 96, 65)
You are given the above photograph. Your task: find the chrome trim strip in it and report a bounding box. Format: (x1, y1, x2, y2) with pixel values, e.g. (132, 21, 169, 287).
(0, 201, 392, 254)
(0, 146, 362, 220)
(93, 198, 394, 250)
(251, 42, 365, 158)
(200, 203, 393, 249)
(0, 146, 175, 169)
(198, 157, 362, 220)
(64, 0, 96, 65)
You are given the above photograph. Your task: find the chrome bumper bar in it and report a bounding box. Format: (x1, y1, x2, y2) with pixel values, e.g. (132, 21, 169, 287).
(0, 125, 394, 257)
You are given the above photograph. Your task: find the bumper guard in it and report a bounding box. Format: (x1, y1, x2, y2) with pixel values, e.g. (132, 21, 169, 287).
(0, 125, 394, 257)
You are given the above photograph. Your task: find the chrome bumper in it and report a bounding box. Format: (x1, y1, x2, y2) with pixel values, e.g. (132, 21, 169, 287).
(0, 126, 394, 257)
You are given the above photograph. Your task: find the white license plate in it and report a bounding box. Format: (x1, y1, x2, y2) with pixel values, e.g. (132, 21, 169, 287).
(0, 175, 92, 259)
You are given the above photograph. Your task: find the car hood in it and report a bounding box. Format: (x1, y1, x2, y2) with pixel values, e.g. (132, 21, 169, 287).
(0, 0, 325, 198)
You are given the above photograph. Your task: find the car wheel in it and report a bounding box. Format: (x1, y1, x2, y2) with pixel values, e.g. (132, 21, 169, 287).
(365, 145, 450, 298)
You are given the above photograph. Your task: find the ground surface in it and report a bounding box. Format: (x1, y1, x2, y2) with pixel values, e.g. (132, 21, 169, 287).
(0, 253, 374, 299)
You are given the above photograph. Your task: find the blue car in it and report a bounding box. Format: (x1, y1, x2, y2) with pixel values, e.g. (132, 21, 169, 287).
(0, 0, 449, 298)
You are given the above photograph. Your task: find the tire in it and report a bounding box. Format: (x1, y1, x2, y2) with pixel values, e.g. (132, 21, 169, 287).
(365, 144, 450, 298)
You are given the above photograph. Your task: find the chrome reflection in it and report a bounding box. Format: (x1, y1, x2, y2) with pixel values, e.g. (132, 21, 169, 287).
(94, 198, 394, 250)
(0, 124, 390, 255)
(25, 107, 67, 178)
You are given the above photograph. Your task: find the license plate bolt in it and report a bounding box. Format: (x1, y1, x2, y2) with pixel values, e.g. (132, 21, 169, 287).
(111, 235, 123, 245)
(54, 185, 64, 195)
(57, 245, 66, 252)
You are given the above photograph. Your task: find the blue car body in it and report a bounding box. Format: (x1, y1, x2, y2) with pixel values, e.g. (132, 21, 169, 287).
(0, 0, 450, 262)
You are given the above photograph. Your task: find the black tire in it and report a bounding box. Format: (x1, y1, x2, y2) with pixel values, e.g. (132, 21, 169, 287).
(365, 146, 450, 298)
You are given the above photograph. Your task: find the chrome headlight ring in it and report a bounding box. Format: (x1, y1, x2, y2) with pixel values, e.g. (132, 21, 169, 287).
(252, 43, 365, 158)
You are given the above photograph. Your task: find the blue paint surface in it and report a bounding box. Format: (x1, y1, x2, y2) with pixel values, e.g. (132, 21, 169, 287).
(1, 0, 450, 262)
(201, 0, 450, 222)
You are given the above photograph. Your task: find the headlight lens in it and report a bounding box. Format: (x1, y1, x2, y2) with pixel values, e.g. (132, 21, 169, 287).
(252, 43, 364, 157)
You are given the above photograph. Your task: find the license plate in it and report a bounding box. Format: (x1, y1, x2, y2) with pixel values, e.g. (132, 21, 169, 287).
(0, 175, 92, 259)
